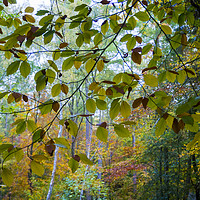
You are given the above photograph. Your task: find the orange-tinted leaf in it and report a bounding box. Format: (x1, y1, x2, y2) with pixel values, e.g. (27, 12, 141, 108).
(135, 36, 142, 44)
(132, 97, 143, 108)
(61, 84, 69, 95)
(45, 139, 55, 156)
(22, 95, 28, 102)
(131, 51, 141, 64)
(59, 42, 68, 49)
(142, 66, 157, 73)
(73, 155, 80, 162)
(97, 122, 107, 128)
(52, 101, 60, 112)
(172, 118, 180, 134)
(142, 97, 149, 109)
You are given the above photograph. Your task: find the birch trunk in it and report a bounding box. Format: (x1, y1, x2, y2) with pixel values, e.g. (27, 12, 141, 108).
(46, 101, 63, 200)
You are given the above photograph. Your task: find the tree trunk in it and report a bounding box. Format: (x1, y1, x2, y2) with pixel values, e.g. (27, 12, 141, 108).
(46, 101, 63, 200)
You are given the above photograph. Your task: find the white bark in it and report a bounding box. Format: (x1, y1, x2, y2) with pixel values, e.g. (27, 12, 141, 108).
(46, 102, 63, 200)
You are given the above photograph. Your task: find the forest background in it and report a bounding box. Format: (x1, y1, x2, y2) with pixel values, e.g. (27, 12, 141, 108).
(0, 0, 199, 199)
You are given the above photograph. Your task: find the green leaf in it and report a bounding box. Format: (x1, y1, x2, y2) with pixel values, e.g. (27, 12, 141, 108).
(86, 98, 96, 113)
(166, 71, 177, 82)
(2, 168, 13, 187)
(135, 11, 149, 22)
(85, 58, 95, 73)
(25, 6, 34, 13)
(96, 99, 107, 110)
(14, 148, 24, 162)
(62, 57, 74, 71)
(36, 10, 49, 16)
(101, 20, 109, 35)
(128, 16, 136, 29)
(44, 30, 54, 44)
(20, 61, 31, 78)
(39, 14, 54, 26)
(76, 34, 84, 47)
(16, 120, 26, 134)
(155, 118, 167, 136)
(0, 92, 9, 99)
(54, 137, 70, 149)
(47, 60, 58, 72)
(39, 99, 53, 115)
(120, 100, 131, 118)
(7, 61, 21, 76)
(0, 144, 13, 153)
(171, 33, 181, 49)
(182, 116, 194, 125)
(68, 158, 79, 173)
(177, 70, 186, 84)
(110, 99, 120, 120)
(78, 153, 93, 165)
(27, 119, 37, 132)
(68, 120, 78, 137)
(120, 34, 132, 42)
(126, 37, 136, 51)
(31, 160, 45, 176)
(114, 124, 130, 137)
(94, 33, 102, 46)
(96, 126, 108, 142)
(46, 69, 56, 84)
(36, 75, 46, 92)
(144, 74, 158, 87)
(32, 129, 45, 143)
(51, 84, 61, 97)
(161, 24, 172, 34)
(32, 155, 48, 161)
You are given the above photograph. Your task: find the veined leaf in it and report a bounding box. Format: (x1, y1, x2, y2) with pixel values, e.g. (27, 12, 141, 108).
(68, 120, 78, 137)
(135, 11, 149, 21)
(2, 168, 13, 187)
(114, 124, 130, 137)
(96, 126, 108, 142)
(20, 61, 31, 78)
(7, 61, 21, 75)
(155, 118, 167, 136)
(78, 153, 93, 165)
(120, 100, 131, 118)
(109, 99, 120, 120)
(31, 160, 45, 176)
(86, 98, 96, 113)
(51, 84, 61, 97)
(68, 157, 79, 173)
(144, 74, 158, 87)
(96, 99, 107, 110)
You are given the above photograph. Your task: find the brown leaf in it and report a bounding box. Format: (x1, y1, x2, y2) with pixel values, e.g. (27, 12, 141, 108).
(22, 95, 28, 102)
(31, 26, 39, 33)
(135, 36, 142, 44)
(132, 47, 142, 53)
(131, 51, 142, 65)
(162, 113, 169, 120)
(142, 66, 157, 73)
(73, 155, 80, 162)
(45, 139, 55, 156)
(132, 97, 143, 108)
(142, 0, 148, 6)
(127, 73, 140, 80)
(3, 0, 8, 6)
(59, 42, 69, 49)
(181, 34, 187, 47)
(0, 28, 3, 34)
(102, 80, 116, 84)
(106, 88, 113, 96)
(52, 101, 60, 112)
(172, 118, 180, 134)
(12, 92, 21, 100)
(142, 97, 149, 110)
(97, 122, 107, 128)
(17, 35, 26, 46)
(184, 69, 195, 75)
(61, 15, 67, 20)
(61, 84, 69, 95)
(178, 119, 185, 130)
(168, 70, 179, 75)
(100, 0, 110, 4)
(79, 114, 94, 117)
(112, 85, 125, 94)
(55, 31, 63, 38)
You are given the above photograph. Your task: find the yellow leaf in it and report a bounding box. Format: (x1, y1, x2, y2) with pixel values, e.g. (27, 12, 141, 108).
(120, 100, 131, 118)
(144, 74, 158, 87)
(74, 61, 82, 70)
(2, 168, 13, 187)
(25, 6, 34, 13)
(161, 24, 172, 34)
(97, 60, 104, 72)
(25, 14, 35, 23)
(85, 58, 95, 73)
